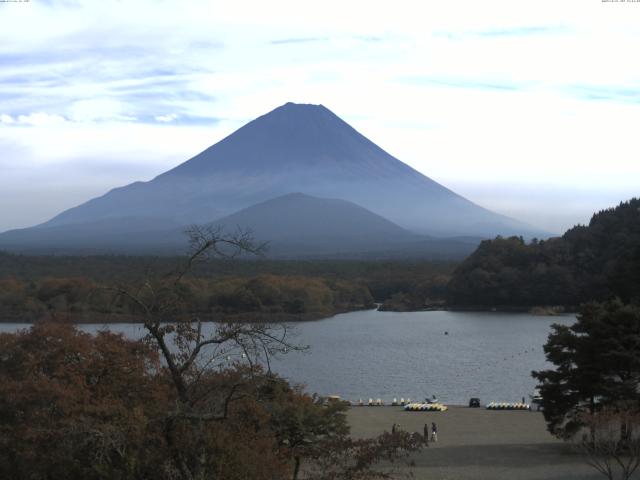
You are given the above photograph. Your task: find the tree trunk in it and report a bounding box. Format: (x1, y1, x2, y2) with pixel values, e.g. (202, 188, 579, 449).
(590, 396, 596, 442)
(293, 456, 301, 480)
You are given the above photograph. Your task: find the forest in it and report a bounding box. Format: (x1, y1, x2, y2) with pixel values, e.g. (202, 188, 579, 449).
(447, 198, 640, 308)
(0, 274, 376, 322)
(0, 254, 454, 321)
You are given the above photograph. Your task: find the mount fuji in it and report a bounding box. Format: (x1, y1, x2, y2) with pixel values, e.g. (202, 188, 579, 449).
(0, 102, 545, 256)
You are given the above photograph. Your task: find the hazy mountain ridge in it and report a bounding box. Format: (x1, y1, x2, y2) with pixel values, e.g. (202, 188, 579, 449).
(210, 193, 479, 258)
(213, 192, 417, 243)
(0, 193, 481, 259)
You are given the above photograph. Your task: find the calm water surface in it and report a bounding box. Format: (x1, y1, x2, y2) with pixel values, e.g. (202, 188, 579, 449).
(1, 309, 574, 405)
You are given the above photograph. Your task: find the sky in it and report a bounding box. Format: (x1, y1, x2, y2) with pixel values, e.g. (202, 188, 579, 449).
(0, 0, 639, 234)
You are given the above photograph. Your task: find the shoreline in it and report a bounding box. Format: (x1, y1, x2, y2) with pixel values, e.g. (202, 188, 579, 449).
(0, 304, 577, 324)
(379, 304, 577, 315)
(0, 305, 376, 324)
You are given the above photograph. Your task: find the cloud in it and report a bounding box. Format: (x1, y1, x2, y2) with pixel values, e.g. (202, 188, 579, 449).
(475, 26, 567, 37)
(434, 25, 568, 41)
(0, 112, 68, 126)
(354, 35, 383, 43)
(17, 113, 67, 126)
(400, 76, 525, 92)
(566, 84, 640, 104)
(270, 37, 328, 45)
(155, 113, 179, 122)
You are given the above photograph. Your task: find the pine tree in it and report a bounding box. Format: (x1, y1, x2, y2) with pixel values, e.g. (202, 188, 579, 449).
(533, 300, 640, 438)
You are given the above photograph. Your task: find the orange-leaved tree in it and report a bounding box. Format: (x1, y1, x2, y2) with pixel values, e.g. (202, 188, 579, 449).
(0, 322, 168, 480)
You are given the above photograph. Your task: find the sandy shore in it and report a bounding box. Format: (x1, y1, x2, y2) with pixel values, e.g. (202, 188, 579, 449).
(347, 406, 602, 480)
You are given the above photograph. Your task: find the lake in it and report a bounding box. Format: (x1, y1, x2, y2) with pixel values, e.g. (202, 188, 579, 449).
(0, 309, 575, 405)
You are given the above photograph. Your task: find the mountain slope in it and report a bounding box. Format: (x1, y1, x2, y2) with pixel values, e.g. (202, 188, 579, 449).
(212, 192, 418, 256)
(35, 102, 542, 238)
(0, 217, 185, 254)
(211, 193, 481, 259)
(0, 193, 480, 259)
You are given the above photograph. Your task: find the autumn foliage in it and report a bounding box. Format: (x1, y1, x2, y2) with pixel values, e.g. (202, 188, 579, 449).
(0, 322, 168, 479)
(0, 322, 421, 480)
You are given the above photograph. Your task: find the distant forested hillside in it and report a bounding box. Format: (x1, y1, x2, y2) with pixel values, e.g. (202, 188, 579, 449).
(447, 198, 640, 308)
(0, 254, 455, 321)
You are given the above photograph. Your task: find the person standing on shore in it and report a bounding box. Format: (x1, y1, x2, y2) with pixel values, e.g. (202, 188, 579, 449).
(423, 423, 429, 444)
(392, 423, 397, 434)
(431, 422, 438, 442)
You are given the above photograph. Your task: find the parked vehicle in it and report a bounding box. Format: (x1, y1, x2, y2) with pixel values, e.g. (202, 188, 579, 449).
(530, 389, 543, 411)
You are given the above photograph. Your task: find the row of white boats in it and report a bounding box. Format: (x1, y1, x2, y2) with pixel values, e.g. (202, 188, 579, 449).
(354, 397, 433, 407)
(485, 402, 531, 410)
(349, 398, 535, 411)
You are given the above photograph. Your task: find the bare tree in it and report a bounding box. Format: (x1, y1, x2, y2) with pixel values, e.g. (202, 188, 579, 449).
(575, 406, 640, 480)
(303, 432, 424, 480)
(110, 225, 303, 480)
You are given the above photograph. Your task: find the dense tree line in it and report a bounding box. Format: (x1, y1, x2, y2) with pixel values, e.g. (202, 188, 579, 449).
(0, 254, 456, 318)
(0, 274, 375, 322)
(209, 275, 373, 316)
(0, 254, 454, 291)
(447, 198, 640, 308)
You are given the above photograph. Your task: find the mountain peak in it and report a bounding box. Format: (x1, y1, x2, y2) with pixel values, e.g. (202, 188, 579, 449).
(280, 101, 326, 110)
(254, 101, 335, 126)
(160, 101, 377, 177)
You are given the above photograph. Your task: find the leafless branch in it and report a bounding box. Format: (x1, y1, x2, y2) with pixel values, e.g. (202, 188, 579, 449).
(576, 406, 640, 480)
